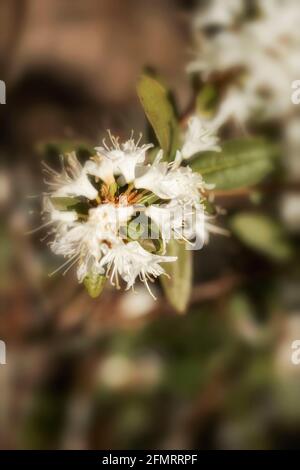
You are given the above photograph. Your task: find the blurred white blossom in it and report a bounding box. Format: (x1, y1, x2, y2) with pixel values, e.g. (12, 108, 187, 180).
(181, 116, 221, 159)
(190, 0, 300, 125)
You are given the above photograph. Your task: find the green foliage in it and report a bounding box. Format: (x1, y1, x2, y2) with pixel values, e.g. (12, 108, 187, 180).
(84, 272, 107, 298)
(191, 138, 278, 190)
(160, 240, 192, 314)
(50, 197, 90, 216)
(196, 83, 218, 117)
(231, 212, 292, 261)
(50, 196, 81, 211)
(137, 75, 194, 311)
(137, 74, 180, 161)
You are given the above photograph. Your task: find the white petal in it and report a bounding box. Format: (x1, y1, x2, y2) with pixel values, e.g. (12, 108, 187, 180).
(99, 241, 177, 293)
(85, 158, 115, 185)
(182, 116, 221, 159)
(95, 137, 153, 183)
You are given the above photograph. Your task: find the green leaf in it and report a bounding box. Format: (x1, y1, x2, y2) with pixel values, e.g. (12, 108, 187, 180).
(196, 84, 218, 117)
(231, 212, 292, 261)
(50, 197, 81, 211)
(147, 146, 160, 164)
(137, 74, 180, 160)
(160, 240, 192, 314)
(202, 198, 217, 216)
(228, 292, 264, 344)
(84, 273, 107, 298)
(191, 138, 278, 190)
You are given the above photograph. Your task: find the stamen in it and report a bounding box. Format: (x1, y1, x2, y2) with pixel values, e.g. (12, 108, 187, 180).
(141, 272, 157, 300)
(136, 132, 143, 146)
(102, 137, 109, 151)
(25, 220, 53, 235)
(62, 255, 81, 275)
(42, 161, 60, 176)
(49, 253, 79, 277)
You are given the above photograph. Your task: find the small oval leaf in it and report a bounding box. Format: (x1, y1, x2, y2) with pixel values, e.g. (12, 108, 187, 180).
(191, 138, 278, 190)
(231, 212, 292, 261)
(50, 197, 81, 211)
(196, 84, 218, 117)
(137, 74, 180, 161)
(160, 240, 192, 314)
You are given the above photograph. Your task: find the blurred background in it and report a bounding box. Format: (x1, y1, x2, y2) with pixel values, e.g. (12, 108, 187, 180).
(1, 0, 300, 450)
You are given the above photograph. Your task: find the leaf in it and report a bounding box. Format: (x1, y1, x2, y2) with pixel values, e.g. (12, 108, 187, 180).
(202, 198, 217, 216)
(228, 292, 263, 344)
(84, 273, 107, 298)
(160, 240, 192, 314)
(137, 74, 180, 160)
(147, 146, 160, 164)
(231, 212, 292, 261)
(50, 197, 82, 211)
(196, 84, 218, 117)
(191, 138, 278, 190)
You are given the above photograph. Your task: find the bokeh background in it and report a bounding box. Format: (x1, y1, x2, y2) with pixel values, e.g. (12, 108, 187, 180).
(1, 0, 300, 450)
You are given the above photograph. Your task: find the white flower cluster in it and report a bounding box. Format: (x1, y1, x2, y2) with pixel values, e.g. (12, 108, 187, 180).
(189, 0, 300, 125)
(42, 118, 220, 297)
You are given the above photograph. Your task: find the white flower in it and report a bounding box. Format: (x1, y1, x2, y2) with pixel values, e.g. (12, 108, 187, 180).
(145, 203, 184, 249)
(181, 116, 221, 159)
(188, 31, 245, 77)
(190, 209, 228, 247)
(99, 241, 177, 298)
(135, 150, 210, 204)
(145, 201, 224, 251)
(93, 133, 153, 184)
(49, 203, 134, 282)
(190, 0, 300, 124)
(212, 87, 253, 128)
(50, 210, 78, 223)
(51, 222, 102, 281)
(145, 201, 204, 247)
(43, 197, 78, 223)
(43, 152, 98, 200)
(84, 157, 115, 185)
(88, 203, 134, 241)
(244, 59, 292, 119)
(194, 0, 243, 29)
(41, 128, 224, 299)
